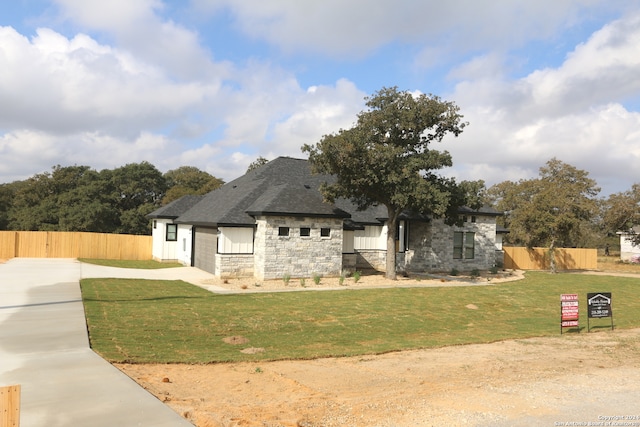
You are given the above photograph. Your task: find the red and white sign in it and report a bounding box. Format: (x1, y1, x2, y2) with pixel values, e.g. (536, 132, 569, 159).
(561, 294, 579, 331)
(562, 320, 579, 327)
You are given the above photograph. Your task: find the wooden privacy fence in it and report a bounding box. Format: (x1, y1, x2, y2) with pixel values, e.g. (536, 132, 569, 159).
(0, 231, 152, 260)
(1, 385, 20, 427)
(503, 247, 597, 270)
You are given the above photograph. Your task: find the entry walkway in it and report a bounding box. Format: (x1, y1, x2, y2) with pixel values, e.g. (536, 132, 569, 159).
(0, 258, 194, 427)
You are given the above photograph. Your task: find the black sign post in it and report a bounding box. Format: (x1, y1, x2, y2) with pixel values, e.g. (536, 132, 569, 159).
(587, 292, 613, 332)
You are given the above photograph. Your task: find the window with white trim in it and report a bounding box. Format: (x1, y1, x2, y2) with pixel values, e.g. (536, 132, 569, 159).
(278, 227, 290, 237)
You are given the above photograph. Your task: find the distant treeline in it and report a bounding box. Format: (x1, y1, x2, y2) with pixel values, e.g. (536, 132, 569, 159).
(1, 158, 639, 249)
(0, 163, 223, 235)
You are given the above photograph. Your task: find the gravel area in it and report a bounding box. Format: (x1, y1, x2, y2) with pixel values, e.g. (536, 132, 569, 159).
(118, 327, 640, 427)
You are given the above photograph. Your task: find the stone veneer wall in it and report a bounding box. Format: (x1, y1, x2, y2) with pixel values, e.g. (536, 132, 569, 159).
(403, 217, 497, 272)
(355, 250, 387, 271)
(254, 215, 344, 280)
(215, 254, 254, 278)
(342, 253, 357, 273)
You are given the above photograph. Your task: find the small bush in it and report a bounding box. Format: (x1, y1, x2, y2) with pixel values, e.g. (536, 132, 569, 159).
(470, 268, 480, 278)
(339, 274, 345, 286)
(489, 265, 499, 274)
(353, 271, 361, 283)
(282, 273, 291, 285)
(300, 278, 306, 287)
(312, 273, 321, 285)
(450, 268, 459, 276)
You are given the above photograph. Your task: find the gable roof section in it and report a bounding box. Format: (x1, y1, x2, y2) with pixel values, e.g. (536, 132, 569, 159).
(334, 198, 388, 225)
(175, 157, 350, 227)
(246, 183, 350, 218)
(147, 195, 204, 219)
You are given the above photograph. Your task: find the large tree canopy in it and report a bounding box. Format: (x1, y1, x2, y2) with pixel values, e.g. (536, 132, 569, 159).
(162, 166, 224, 205)
(3, 162, 222, 235)
(303, 86, 474, 279)
(487, 158, 600, 271)
(602, 183, 640, 245)
(8, 165, 116, 232)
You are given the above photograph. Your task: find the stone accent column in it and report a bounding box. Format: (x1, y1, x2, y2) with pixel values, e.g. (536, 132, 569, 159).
(254, 216, 344, 280)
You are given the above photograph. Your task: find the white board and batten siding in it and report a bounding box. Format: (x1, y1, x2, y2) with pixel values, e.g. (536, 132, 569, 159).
(151, 219, 176, 260)
(218, 227, 254, 254)
(354, 225, 387, 250)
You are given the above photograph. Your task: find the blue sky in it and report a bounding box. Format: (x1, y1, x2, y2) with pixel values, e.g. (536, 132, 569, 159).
(1, 1, 640, 196)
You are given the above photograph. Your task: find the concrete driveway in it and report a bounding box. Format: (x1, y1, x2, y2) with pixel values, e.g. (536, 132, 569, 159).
(0, 258, 195, 427)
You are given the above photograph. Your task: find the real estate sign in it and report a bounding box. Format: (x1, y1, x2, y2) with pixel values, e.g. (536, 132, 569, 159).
(587, 292, 613, 331)
(587, 293, 611, 318)
(560, 294, 579, 333)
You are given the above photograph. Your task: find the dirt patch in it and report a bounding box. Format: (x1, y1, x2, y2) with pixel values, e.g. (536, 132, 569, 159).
(239, 347, 265, 355)
(222, 336, 250, 345)
(117, 328, 640, 427)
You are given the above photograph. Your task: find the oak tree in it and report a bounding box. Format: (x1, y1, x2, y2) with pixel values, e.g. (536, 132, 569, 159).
(162, 166, 224, 205)
(303, 86, 472, 280)
(602, 183, 640, 246)
(487, 158, 600, 271)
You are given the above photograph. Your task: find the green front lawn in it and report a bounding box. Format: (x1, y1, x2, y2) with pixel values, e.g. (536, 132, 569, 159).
(80, 271, 640, 364)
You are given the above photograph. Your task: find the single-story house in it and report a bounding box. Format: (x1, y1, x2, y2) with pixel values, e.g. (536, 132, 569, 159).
(148, 157, 504, 280)
(618, 226, 640, 262)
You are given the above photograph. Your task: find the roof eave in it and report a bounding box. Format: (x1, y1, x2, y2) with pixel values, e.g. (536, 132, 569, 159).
(246, 210, 351, 219)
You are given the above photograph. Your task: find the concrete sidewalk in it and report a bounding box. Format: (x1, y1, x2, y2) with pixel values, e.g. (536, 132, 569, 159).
(79, 261, 227, 292)
(0, 258, 194, 427)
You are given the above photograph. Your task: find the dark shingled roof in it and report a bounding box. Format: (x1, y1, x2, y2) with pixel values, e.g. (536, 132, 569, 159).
(457, 205, 503, 216)
(166, 156, 503, 227)
(175, 157, 350, 227)
(147, 195, 205, 219)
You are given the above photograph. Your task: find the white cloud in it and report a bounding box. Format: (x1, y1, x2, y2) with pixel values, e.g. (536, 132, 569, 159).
(183, 78, 366, 180)
(54, 0, 232, 80)
(0, 129, 178, 180)
(3, 0, 639, 198)
(524, 12, 640, 115)
(0, 130, 60, 178)
(195, 0, 617, 61)
(447, 12, 640, 194)
(0, 7, 367, 184)
(0, 26, 221, 137)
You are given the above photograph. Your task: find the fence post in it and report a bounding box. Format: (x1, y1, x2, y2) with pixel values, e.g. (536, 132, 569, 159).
(0, 384, 20, 427)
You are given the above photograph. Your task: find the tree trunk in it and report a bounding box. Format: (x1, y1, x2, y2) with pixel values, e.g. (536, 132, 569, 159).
(385, 208, 398, 280)
(549, 238, 557, 273)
